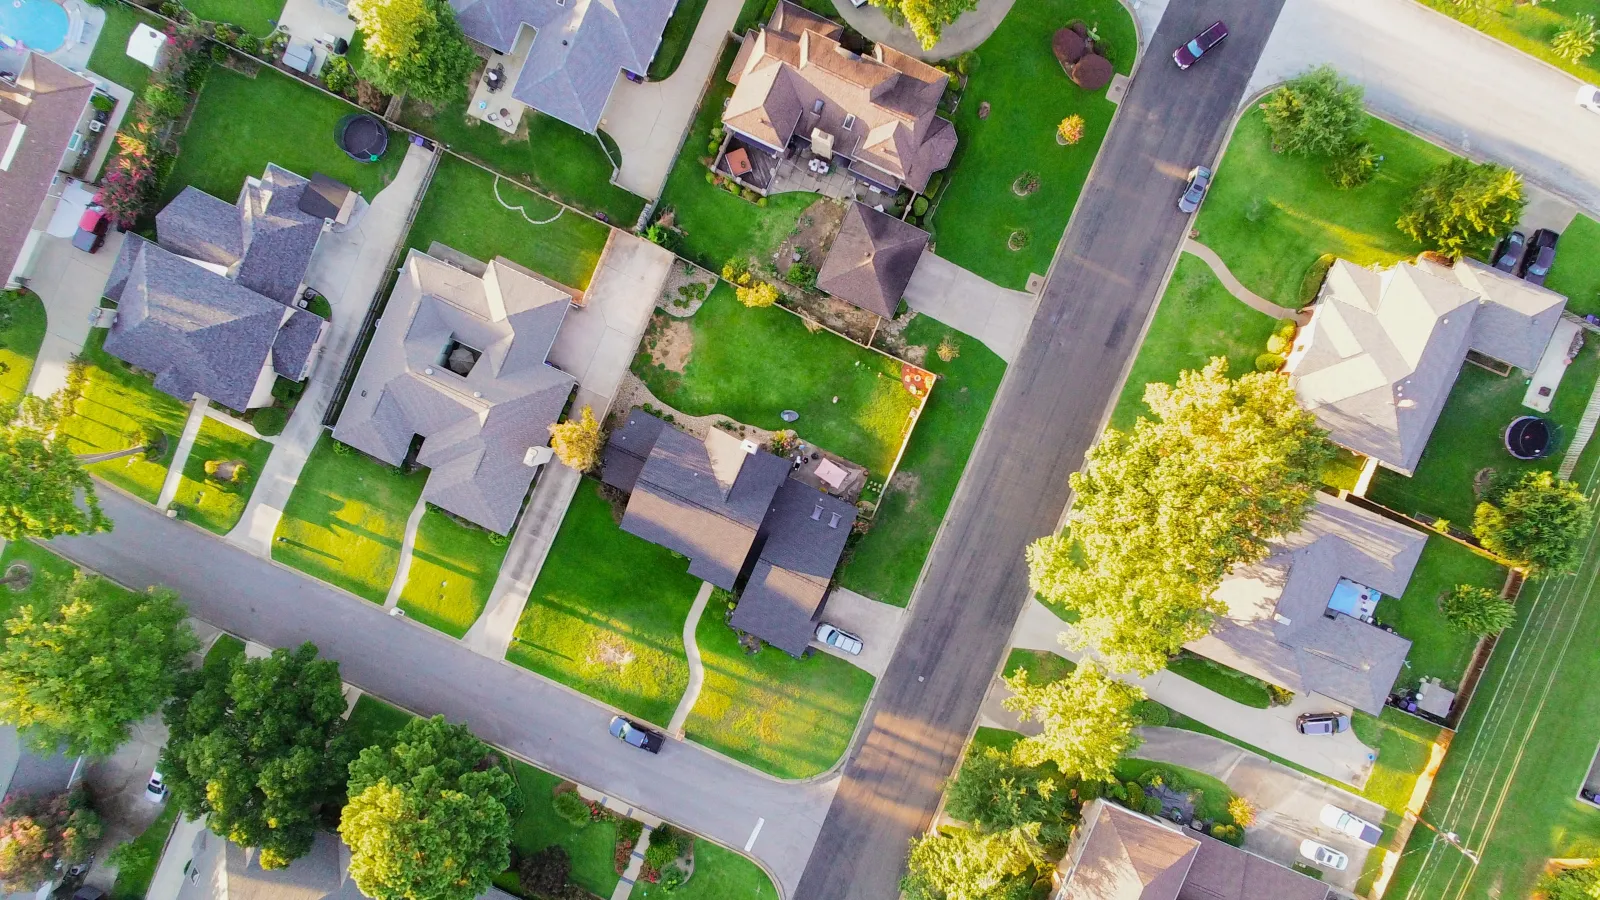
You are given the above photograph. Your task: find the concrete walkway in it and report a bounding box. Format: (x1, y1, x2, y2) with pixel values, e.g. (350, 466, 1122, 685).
(1181, 240, 1295, 319)
(384, 497, 430, 609)
(156, 400, 209, 510)
(903, 251, 1038, 363)
(834, 0, 1017, 59)
(24, 231, 126, 399)
(613, 824, 655, 900)
(669, 582, 716, 736)
(602, 0, 742, 201)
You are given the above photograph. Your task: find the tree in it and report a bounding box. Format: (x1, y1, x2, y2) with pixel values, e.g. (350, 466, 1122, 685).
(0, 575, 195, 756)
(518, 846, 571, 898)
(945, 746, 1078, 848)
(901, 826, 1038, 900)
(1474, 470, 1592, 574)
(161, 643, 354, 868)
(1260, 66, 1367, 158)
(873, 0, 980, 50)
(0, 395, 109, 541)
(0, 789, 102, 892)
(1542, 864, 1600, 900)
(735, 281, 780, 308)
(1327, 140, 1378, 190)
(341, 716, 516, 900)
(1226, 796, 1256, 828)
(348, 0, 478, 104)
(548, 405, 603, 472)
(1553, 14, 1599, 63)
(1003, 662, 1144, 783)
(1397, 158, 1525, 259)
(1439, 584, 1516, 635)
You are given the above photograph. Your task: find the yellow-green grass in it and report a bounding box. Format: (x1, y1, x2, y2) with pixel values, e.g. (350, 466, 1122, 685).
(87, 2, 162, 94)
(397, 506, 509, 638)
(0, 540, 86, 623)
(1374, 536, 1506, 692)
(181, 0, 283, 35)
(272, 433, 427, 603)
(170, 417, 273, 534)
(1003, 647, 1075, 685)
(403, 155, 611, 291)
(507, 480, 700, 724)
(1352, 708, 1443, 824)
(108, 800, 178, 900)
(1413, 0, 1600, 86)
(1324, 447, 1366, 492)
(1548, 214, 1600, 318)
(0, 289, 46, 402)
(685, 603, 875, 779)
(630, 840, 777, 899)
(1166, 653, 1275, 709)
(58, 330, 190, 503)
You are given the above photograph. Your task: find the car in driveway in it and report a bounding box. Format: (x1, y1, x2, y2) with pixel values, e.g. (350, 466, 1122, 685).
(144, 769, 167, 803)
(1296, 711, 1350, 735)
(1492, 231, 1526, 273)
(1520, 228, 1559, 286)
(1178, 166, 1212, 214)
(1173, 21, 1228, 69)
(72, 207, 108, 254)
(608, 716, 663, 753)
(1319, 804, 1382, 846)
(1299, 839, 1349, 870)
(816, 623, 863, 655)
(1579, 84, 1600, 114)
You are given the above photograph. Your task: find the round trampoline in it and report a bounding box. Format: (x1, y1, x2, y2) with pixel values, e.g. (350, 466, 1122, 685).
(1505, 415, 1553, 460)
(335, 114, 389, 163)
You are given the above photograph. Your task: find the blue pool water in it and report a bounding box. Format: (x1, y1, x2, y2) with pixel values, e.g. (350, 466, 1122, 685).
(0, 0, 69, 52)
(1327, 578, 1382, 617)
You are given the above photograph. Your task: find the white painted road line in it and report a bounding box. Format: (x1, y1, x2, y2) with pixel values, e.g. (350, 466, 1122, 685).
(745, 817, 765, 852)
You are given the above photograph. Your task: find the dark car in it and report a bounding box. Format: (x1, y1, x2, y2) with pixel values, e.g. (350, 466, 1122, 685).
(1178, 166, 1212, 214)
(1492, 231, 1526, 273)
(1520, 228, 1559, 286)
(1296, 711, 1351, 735)
(608, 715, 663, 753)
(72, 888, 106, 900)
(72, 207, 108, 254)
(1173, 21, 1228, 69)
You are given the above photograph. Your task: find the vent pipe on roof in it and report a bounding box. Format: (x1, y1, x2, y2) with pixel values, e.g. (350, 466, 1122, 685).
(828, 513, 840, 528)
(811, 505, 823, 521)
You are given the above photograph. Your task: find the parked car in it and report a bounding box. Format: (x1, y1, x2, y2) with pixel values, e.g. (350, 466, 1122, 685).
(72, 207, 108, 254)
(1491, 231, 1526, 273)
(1578, 84, 1600, 114)
(608, 716, 663, 754)
(71, 887, 106, 900)
(144, 769, 166, 803)
(1299, 839, 1349, 870)
(1296, 711, 1350, 735)
(816, 623, 863, 655)
(1319, 804, 1382, 846)
(1173, 21, 1228, 69)
(1520, 228, 1559, 286)
(1178, 166, 1213, 214)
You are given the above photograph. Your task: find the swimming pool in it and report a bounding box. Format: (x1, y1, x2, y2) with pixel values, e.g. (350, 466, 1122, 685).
(0, 0, 69, 53)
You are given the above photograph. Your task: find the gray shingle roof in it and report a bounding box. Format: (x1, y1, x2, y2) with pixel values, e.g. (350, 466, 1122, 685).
(0, 52, 95, 280)
(1439, 257, 1566, 371)
(272, 309, 327, 380)
(234, 168, 326, 304)
(600, 407, 667, 493)
(817, 202, 929, 318)
(299, 173, 353, 221)
(157, 187, 246, 269)
(729, 479, 856, 655)
(1177, 832, 1332, 900)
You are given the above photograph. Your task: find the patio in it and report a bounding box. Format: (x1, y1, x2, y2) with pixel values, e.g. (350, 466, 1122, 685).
(275, 0, 356, 77)
(467, 26, 533, 135)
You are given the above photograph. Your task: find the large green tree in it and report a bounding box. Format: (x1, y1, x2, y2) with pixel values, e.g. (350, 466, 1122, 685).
(1261, 66, 1368, 158)
(161, 643, 354, 869)
(944, 746, 1079, 849)
(1003, 662, 1144, 784)
(872, 0, 978, 49)
(349, 0, 479, 104)
(0, 789, 102, 892)
(1397, 158, 1525, 259)
(0, 396, 109, 541)
(1474, 470, 1592, 574)
(0, 574, 195, 756)
(1542, 863, 1600, 900)
(901, 826, 1038, 900)
(1439, 584, 1516, 635)
(340, 716, 516, 900)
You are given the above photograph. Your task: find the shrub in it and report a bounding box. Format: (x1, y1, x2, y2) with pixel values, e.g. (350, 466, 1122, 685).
(1398, 158, 1525, 259)
(1266, 333, 1289, 355)
(721, 257, 752, 286)
(1327, 140, 1379, 189)
(518, 845, 571, 897)
(237, 33, 261, 55)
(1142, 796, 1164, 817)
(925, 172, 944, 197)
(644, 826, 681, 870)
(658, 864, 686, 891)
(785, 262, 817, 290)
(1123, 782, 1145, 810)
(252, 406, 287, 436)
(552, 790, 591, 828)
(1553, 14, 1599, 63)
(1227, 796, 1256, 827)
(322, 55, 356, 96)
(704, 171, 716, 184)
(1132, 699, 1169, 727)
(1210, 823, 1241, 845)
(911, 196, 929, 216)
(209, 43, 229, 62)
(1254, 352, 1283, 373)
(204, 459, 222, 477)
(1440, 584, 1516, 635)
(1261, 66, 1367, 158)
(735, 282, 780, 308)
(1057, 114, 1085, 145)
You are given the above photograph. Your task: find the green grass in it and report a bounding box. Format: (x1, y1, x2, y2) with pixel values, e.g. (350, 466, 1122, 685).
(397, 507, 510, 638)
(180, 0, 282, 34)
(1414, 0, 1600, 86)
(507, 480, 701, 724)
(0, 289, 47, 402)
(1195, 106, 1453, 308)
(0, 540, 86, 623)
(633, 283, 920, 476)
(1165, 653, 1275, 709)
(87, 2, 162, 93)
(58, 330, 190, 503)
(1352, 708, 1443, 822)
(165, 66, 402, 205)
(1108, 254, 1282, 432)
(630, 839, 778, 899)
(1373, 536, 1506, 692)
(1324, 447, 1366, 492)
(929, 0, 1136, 290)
(1002, 647, 1075, 684)
(204, 633, 246, 670)
(403, 155, 611, 291)
(509, 763, 622, 897)
(1548, 214, 1600, 318)
(835, 315, 1006, 606)
(685, 605, 875, 779)
(1113, 757, 1238, 823)
(170, 417, 273, 535)
(647, 0, 711, 80)
(345, 694, 418, 752)
(107, 800, 178, 900)
(272, 433, 427, 603)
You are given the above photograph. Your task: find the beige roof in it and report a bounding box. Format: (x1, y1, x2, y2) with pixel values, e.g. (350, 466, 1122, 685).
(1059, 801, 1198, 900)
(0, 52, 94, 279)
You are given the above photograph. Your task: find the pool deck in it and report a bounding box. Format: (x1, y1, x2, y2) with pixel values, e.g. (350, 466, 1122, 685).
(25, 0, 102, 72)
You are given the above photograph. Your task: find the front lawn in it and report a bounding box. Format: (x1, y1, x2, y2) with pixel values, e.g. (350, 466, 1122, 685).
(1003, 647, 1075, 684)
(1374, 536, 1507, 692)
(1352, 708, 1443, 822)
(181, 0, 283, 35)
(170, 417, 273, 535)
(930, 0, 1136, 290)
(632, 282, 922, 477)
(87, 2, 162, 93)
(108, 801, 178, 900)
(58, 330, 190, 503)
(1548, 214, 1600, 318)
(396, 506, 509, 638)
(686, 602, 875, 779)
(0, 540, 85, 622)
(647, 0, 711, 80)
(507, 480, 701, 725)
(0, 289, 47, 402)
(1165, 653, 1275, 709)
(403, 155, 612, 291)
(837, 315, 1005, 606)
(1412, 0, 1600, 86)
(345, 694, 418, 753)
(272, 433, 427, 603)
(631, 839, 777, 899)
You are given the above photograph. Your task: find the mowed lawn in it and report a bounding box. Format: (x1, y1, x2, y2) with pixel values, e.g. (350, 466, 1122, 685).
(181, 0, 283, 35)
(686, 602, 875, 779)
(508, 480, 701, 724)
(633, 283, 921, 477)
(931, 0, 1136, 290)
(86, 2, 162, 93)
(404, 155, 612, 291)
(1374, 536, 1507, 692)
(0, 540, 85, 622)
(1195, 106, 1451, 308)
(1548, 214, 1600, 318)
(272, 434, 427, 603)
(838, 314, 1005, 606)
(0, 289, 47, 402)
(397, 507, 510, 638)
(630, 840, 777, 899)
(58, 331, 190, 503)
(170, 417, 274, 535)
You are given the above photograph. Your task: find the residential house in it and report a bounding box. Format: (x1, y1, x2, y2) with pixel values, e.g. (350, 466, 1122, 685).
(816, 201, 929, 318)
(0, 50, 98, 287)
(333, 247, 575, 535)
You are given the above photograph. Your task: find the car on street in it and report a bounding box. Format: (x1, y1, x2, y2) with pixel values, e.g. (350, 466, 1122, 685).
(72, 207, 108, 254)
(1178, 166, 1212, 214)
(816, 623, 863, 655)
(1173, 21, 1228, 69)
(1492, 231, 1526, 273)
(608, 716, 663, 753)
(144, 769, 166, 803)
(1299, 840, 1349, 870)
(1296, 711, 1350, 735)
(1319, 804, 1382, 846)
(1578, 84, 1600, 114)
(1520, 228, 1559, 286)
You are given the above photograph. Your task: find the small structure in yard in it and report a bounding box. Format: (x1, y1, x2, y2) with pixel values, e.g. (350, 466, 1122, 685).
(1504, 415, 1554, 460)
(816, 202, 929, 319)
(335, 113, 389, 163)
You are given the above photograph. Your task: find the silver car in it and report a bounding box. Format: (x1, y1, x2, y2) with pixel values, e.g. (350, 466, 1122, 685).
(815, 623, 863, 655)
(1179, 166, 1212, 214)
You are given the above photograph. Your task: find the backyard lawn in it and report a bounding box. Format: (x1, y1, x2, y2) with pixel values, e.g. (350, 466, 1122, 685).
(632, 282, 922, 477)
(1374, 536, 1507, 691)
(1352, 708, 1444, 823)
(838, 315, 1005, 606)
(507, 480, 701, 725)
(929, 0, 1136, 290)
(181, 0, 283, 34)
(1548, 214, 1600, 318)
(0, 289, 46, 402)
(1413, 0, 1600, 86)
(685, 604, 875, 779)
(86, 2, 162, 93)
(272, 433, 427, 603)
(647, 0, 711, 80)
(1166, 653, 1276, 709)
(631, 839, 777, 899)
(58, 330, 190, 504)
(170, 417, 273, 535)
(396, 506, 509, 638)
(404, 155, 612, 291)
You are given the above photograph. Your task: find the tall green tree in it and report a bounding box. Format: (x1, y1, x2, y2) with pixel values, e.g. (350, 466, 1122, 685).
(161, 643, 354, 869)
(1397, 158, 1525, 259)
(1261, 66, 1368, 158)
(872, 0, 979, 49)
(340, 716, 516, 900)
(0, 789, 102, 892)
(0, 574, 195, 755)
(0, 396, 109, 541)
(1541, 863, 1600, 900)
(1003, 662, 1144, 784)
(1474, 470, 1592, 574)
(945, 746, 1079, 849)
(1439, 584, 1516, 635)
(901, 826, 1038, 900)
(349, 0, 479, 104)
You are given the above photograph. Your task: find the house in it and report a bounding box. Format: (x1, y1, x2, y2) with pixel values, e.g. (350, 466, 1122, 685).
(816, 201, 929, 318)
(333, 248, 576, 535)
(99, 165, 337, 412)
(450, 0, 677, 134)
(1053, 800, 1331, 900)
(1186, 494, 1425, 714)
(1287, 257, 1567, 476)
(731, 479, 856, 655)
(0, 50, 98, 287)
(719, 1, 957, 196)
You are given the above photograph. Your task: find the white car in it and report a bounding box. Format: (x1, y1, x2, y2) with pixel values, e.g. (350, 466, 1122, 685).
(1319, 804, 1382, 846)
(1578, 84, 1600, 114)
(144, 769, 167, 803)
(1299, 839, 1349, 871)
(815, 623, 863, 655)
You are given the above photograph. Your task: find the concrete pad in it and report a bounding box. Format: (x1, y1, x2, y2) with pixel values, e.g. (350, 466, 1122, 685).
(812, 587, 906, 678)
(549, 231, 674, 415)
(25, 231, 126, 398)
(83, 713, 170, 890)
(1519, 183, 1579, 236)
(1523, 317, 1583, 413)
(903, 251, 1038, 363)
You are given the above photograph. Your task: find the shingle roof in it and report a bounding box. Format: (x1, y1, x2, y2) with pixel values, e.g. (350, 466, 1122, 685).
(1177, 831, 1331, 900)
(601, 407, 667, 493)
(272, 309, 327, 379)
(817, 202, 929, 317)
(1435, 257, 1566, 371)
(234, 167, 326, 304)
(157, 187, 246, 269)
(0, 52, 95, 279)
(729, 479, 855, 655)
(299, 172, 352, 221)
(1061, 801, 1198, 900)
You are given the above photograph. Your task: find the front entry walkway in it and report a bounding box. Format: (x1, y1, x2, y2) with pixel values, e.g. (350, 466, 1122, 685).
(903, 251, 1037, 363)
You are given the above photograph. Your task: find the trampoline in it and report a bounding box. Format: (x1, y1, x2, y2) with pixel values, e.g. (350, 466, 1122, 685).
(335, 113, 389, 163)
(1505, 415, 1553, 460)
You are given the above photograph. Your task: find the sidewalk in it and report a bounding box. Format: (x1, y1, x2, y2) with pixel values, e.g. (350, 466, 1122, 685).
(668, 582, 715, 735)
(1181, 240, 1294, 319)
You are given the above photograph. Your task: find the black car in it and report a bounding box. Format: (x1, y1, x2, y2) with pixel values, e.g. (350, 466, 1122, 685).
(1178, 166, 1212, 214)
(1173, 21, 1228, 69)
(609, 716, 663, 753)
(1491, 231, 1526, 273)
(1296, 711, 1351, 735)
(1520, 228, 1559, 286)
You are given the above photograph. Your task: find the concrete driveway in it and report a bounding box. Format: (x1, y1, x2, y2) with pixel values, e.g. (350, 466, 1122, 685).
(548, 230, 675, 415)
(902, 252, 1037, 363)
(81, 715, 170, 891)
(833, 0, 1016, 59)
(812, 587, 906, 678)
(24, 230, 126, 398)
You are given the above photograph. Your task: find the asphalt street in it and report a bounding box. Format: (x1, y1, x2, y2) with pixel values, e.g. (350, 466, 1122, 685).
(792, 3, 1290, 898)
